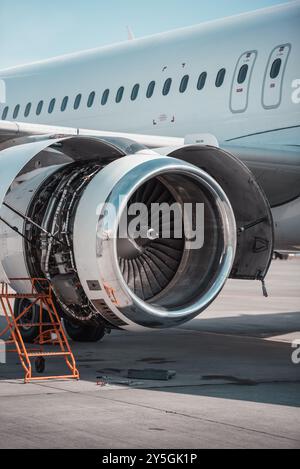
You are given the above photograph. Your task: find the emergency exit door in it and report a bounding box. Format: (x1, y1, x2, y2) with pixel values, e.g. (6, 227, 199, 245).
(262, 44, 291, 109)
(230, 51, 257, 113)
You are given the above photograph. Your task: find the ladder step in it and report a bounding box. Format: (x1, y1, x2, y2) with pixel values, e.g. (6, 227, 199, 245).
(16, 324, 61, 327)
(17, 322, 60, 326)
(4, 294, 50, 299)
(25, 352, 72, 357)
(26, 375, 79, 382)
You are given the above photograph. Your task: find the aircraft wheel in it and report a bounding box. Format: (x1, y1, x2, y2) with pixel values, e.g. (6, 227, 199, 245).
(35, 357, 46, 374)
(64, 319, 106, 343)
(14, 298, 40, 344)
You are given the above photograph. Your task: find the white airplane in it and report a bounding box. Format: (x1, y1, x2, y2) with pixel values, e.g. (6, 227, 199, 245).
(0, 1, 299, 342)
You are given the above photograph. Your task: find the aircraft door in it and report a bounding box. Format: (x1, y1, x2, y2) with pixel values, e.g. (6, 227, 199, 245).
(262, 44, 291, 109)
(230, 51, 257, 113)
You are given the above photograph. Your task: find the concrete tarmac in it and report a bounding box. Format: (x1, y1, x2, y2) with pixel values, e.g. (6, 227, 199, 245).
(0, 259, 299, 449)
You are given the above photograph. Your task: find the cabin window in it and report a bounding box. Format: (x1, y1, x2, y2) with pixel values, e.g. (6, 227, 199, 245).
(197, 72, 207, 90)
(116, 87, 124, 103)
(74, 94, 82, 110)
(215, 68, 226, 87)
(270, 58, 282, 79)
(36, 100, 43, 115)
(24, 103, 31, 117)
(13, 104, 20, 119)
(87, 91, 95, 108)
(2, 106, 8, 120)
(237, 64, 249, 84)
(48, 98, 56, 114)
(61, 96, 68, 112)
(131, 84, 140, 101)
(179, 75, 189, 93)
(101, 89, 110, 105)
(146, 81, 155, 98)
(163, 78, 172, 96)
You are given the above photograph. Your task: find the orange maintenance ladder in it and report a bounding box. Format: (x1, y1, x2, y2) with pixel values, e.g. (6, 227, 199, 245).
(0, 278, 79, 383)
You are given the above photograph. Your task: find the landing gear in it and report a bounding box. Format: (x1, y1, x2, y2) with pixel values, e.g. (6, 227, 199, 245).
(13, 298, 40, 344)
(273, 251, 289, 260)
(63, 319, 106, 343)
(35, 356, 46, 374)
(14, 298, 106, 343)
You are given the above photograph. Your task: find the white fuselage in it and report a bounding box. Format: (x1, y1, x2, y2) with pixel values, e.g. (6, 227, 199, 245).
(0, 2, 299, 147)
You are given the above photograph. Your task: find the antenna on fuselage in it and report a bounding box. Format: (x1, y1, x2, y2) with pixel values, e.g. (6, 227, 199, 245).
(126, 26, 135, 40)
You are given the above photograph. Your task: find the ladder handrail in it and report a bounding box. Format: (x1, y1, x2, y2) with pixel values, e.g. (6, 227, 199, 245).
(0, 278, 80, 383)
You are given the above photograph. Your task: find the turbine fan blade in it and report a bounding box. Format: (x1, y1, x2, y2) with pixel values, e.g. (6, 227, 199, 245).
(117, 178, 185, 301)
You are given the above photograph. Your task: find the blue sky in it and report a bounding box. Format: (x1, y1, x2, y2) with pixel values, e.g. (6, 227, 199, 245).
(0, 0, 291, 69)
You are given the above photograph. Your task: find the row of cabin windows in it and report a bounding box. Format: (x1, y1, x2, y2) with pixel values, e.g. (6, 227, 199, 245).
(0, 69, 221, 121)
(0, 58, 283, 121)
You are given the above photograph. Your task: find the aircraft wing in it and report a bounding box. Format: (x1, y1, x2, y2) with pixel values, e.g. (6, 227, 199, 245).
(1, 119, 299, 208)
(0, 120, 184, 149)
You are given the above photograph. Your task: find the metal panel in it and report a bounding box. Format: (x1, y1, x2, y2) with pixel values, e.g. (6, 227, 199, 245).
(0, 138, 65, 282)
(167, 145, 274, 280)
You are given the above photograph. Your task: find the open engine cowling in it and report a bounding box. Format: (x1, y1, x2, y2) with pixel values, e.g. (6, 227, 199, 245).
(0, 136, 273, 331)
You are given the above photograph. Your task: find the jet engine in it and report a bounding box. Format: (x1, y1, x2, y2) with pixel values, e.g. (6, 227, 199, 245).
(0, 136, 274, 340)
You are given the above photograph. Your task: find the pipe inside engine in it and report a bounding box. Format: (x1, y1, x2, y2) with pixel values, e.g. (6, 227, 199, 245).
(25, 162, 102, 323)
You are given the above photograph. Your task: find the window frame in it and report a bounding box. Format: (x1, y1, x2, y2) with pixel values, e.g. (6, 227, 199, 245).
(116, 86, 125, 103)
(131, 84, 140, 101)
(197, 72, 207, 90)
(146, 81, 156, 98)
(179, 75, 189, 93)
(101, 89, 110, 106)
(162, 78, 172, 96)
(61, 96, 69, 112)
(74, 94, 82, 110)
(13, 104, 20, 119)
(24, 103, 32, 117)
(1, 106, 9, 120)
(48, 98, 56, 114)
(87, 91, 95, 108)
(215, 68, 226, 88)
(237, 64, 249, 85)
(36, 100, 43, 116)
(270, 58, 282, 79)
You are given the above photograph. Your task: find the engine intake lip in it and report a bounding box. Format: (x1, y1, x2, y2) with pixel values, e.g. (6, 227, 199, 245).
(97, 157, 237, 328)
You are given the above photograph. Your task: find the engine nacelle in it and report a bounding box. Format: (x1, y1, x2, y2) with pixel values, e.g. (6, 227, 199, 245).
(0, 136, 273, 331)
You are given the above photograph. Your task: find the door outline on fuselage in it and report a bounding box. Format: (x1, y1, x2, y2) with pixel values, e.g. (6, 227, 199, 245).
(262, 43, 291, 110)
(230, 50, 257, 114)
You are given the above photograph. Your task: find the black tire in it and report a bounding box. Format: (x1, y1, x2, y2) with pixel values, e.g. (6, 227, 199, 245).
(14, 298, 51, 344)
(274, 251, 289, 260)
(35, 357, 46, 374)
(13, 298, 40, 344)
(280, 254, 289, 261)
(64, 319, 105, 343)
